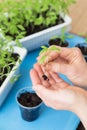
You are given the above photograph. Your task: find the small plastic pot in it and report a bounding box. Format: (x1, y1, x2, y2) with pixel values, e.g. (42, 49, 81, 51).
(16, 87, 43, 122)
(75, 43, 87, 62)
(48, 37, 69, 47)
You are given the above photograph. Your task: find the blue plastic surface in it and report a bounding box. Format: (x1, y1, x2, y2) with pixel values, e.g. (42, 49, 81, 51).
(1, 34, 86, 130)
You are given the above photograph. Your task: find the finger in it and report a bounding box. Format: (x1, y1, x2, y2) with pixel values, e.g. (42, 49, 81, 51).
(42, 67, 69, 89)
(59, 47, 75, 61)
(30, 69, 41, 85)
(51, 47, 84, 63)
(49, 72, 69, 88)
(34, 63, 50, 87)
(49, 71, 63, 83)
(44, 70, 56, 85)
(45, 61, 71, 75)
(41, 66, 56, 84)
(49, 71, 65, 82)
(61, 47, 84, 58)
(38, 49, 60, 65)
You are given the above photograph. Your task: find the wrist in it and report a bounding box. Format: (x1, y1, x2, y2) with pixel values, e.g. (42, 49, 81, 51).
(73, 89, 87, 129)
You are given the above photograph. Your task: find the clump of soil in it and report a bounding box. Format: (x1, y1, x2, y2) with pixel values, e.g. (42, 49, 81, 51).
(49, 37, 68, 47)
(18, 92, 42, 107)
(42, 74, 49, 80)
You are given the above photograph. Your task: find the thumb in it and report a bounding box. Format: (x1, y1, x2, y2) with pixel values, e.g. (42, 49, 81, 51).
(45, 61, 70, 75)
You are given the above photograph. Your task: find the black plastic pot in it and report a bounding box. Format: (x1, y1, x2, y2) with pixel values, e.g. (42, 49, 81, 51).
(16, 87, 43, 122)
(75, 43, 87, 61)
(48, 37, 69, 47)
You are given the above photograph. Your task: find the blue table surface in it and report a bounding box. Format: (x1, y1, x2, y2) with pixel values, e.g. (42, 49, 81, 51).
(0, 34, 86, 130)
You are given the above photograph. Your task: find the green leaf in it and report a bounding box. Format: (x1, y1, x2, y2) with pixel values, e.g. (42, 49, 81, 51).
(39, 49, 45, 55)
(41, 46, 48, 49)
(39, 46, 48, 55)
(17, 25, 25, 31)
(34, 15, 44, 25)
(39, 55, 47, 64)
(15, 39, 22, 47)
(49, 45, 61, 52)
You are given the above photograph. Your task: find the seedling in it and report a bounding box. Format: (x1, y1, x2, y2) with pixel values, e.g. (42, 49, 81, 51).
(39, 45, 61, 64)
(49, 27, 74, 46)
(0, 37, 20, 86)
(0, 0, 76, 42)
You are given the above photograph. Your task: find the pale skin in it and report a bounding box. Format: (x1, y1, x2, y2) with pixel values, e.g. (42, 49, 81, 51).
(30, 46, 87, 129)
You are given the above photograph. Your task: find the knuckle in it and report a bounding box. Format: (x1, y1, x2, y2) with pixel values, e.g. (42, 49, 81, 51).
(73, 47, 82, 55)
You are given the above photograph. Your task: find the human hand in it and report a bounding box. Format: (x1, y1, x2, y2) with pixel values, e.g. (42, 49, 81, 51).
(30, 63, 87, 112)
(30, 63, 87, 129)
(37, 46, 87, 87)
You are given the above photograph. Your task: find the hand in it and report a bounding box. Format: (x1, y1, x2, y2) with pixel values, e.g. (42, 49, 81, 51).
(30, 63, 87, 129)
(30, 63, 87, 112)
(37, 46, 87, 87)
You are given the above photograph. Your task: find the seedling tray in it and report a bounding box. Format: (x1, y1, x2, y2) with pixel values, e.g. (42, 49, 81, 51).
(1, 34, 86, 130)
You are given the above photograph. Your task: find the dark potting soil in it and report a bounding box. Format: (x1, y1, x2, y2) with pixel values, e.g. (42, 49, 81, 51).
(42, 74, 49, 81)
(18, 92, 42, 107)
(25, 15, 64, 36)
(0, 53, 19, 86)
(76, 122, 85, 130)
(49, 37, 68, 47)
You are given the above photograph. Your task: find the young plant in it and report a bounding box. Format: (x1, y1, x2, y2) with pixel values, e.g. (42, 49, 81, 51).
(0, 0, 76, 42)
(0, 37, 21, 86)
(39, 45, 61, 64)
(50, 27, 74, 46)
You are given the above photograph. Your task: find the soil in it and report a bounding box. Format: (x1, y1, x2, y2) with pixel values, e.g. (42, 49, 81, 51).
(17, 92, 42, 107)
(48, 37, 69, 47)
(77, 122, 85, 130)
(25, 14, 64, 36)
(0, 53, 19, 86)
(75, 43, 87, 55)
(42, 74, 49, 80)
